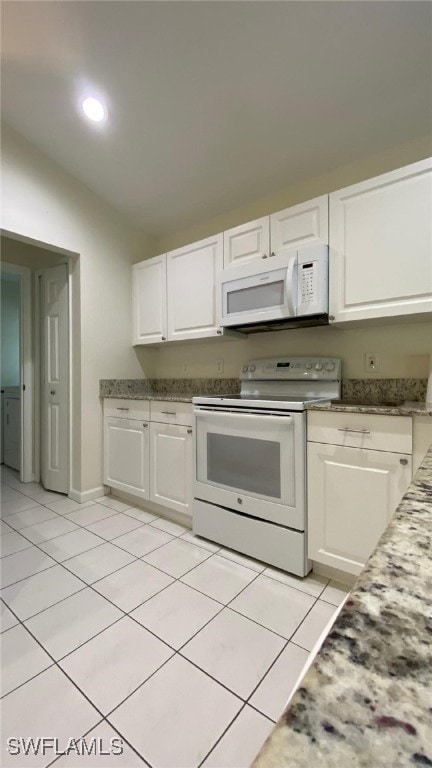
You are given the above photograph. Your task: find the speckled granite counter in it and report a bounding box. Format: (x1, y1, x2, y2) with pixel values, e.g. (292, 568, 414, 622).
(100, 378, 429, 412)
(307, 401, 432, 417)
(253, 445, 432, 768)
(99, 378, 240, 401)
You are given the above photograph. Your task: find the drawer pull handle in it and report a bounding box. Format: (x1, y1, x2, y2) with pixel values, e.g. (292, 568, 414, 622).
(337, 427, 370, 434)
(161, 411, 176, 416)
(400, 458, 408, 465)
(187, 428, 192, 434)
(117, 407, 129, 411)
(143, 423, 149, 428)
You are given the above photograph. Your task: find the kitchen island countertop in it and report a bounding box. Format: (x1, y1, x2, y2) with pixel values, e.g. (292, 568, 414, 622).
(252, 444, 432, 768)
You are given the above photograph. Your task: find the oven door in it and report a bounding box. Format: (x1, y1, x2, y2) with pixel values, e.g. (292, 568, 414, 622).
(193, 407, 305, 530)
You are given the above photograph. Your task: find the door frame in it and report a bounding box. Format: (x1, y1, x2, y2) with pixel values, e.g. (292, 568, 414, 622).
(1, 229, 77, 492)
(1, 261, 33, 482)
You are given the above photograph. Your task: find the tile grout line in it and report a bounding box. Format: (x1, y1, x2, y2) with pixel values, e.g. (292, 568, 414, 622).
(4, 529, 286, 740)
(1, 476, 342, 765)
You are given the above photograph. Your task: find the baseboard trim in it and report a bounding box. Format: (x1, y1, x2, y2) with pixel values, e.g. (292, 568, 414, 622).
(312, 561, 357, 588)
(108, 488, 192, 529)
(69, 485, 108, 504)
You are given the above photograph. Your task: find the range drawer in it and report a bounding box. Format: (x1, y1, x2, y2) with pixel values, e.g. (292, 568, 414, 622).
(307, 410, 412, 454)
(150, 401, 193, 426)
(103, 398, 150, 421)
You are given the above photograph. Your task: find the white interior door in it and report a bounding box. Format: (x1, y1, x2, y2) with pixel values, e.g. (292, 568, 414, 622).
(41, 264, 69, 493)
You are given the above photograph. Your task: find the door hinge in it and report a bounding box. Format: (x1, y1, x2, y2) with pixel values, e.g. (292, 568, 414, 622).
(22, 384, 26, 391)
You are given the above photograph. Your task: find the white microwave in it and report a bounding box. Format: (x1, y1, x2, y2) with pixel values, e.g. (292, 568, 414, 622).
(219, 243, 329, 333)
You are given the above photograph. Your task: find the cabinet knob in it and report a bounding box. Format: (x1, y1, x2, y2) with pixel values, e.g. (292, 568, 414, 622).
(270, 251, 275, 257)
(143, 423, 149, 428)
(261, 254, 268, 259)
(217, 329, 222, 335)
(237, 497, 243, 505)
(50, 390, 56, 395)
(400, 458, 408, 465)
(161, 336, 166, 341)
(187, 428, 192, 434)
(329, 315, 335, 322)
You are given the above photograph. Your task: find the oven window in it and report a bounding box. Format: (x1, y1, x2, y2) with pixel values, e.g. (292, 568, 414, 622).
(227, 280, 284, 315)
(207, 433, 281, 498)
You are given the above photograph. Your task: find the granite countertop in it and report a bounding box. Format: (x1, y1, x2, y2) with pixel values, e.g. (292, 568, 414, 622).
(307, 401, 432, 417)
(253, 445, 432, 768)
(99, 378, 240, 402)
(100, 379, 431, 415)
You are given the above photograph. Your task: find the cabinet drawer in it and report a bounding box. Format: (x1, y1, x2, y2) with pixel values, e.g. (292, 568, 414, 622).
(307, 411, 412, 454)
(103, 398, 150, 421)
(150, 401, 193, 426)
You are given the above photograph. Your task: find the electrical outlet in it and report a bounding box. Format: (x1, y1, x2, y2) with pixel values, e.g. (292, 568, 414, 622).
(365, 353, 380, 372)
(216, 358, 224, 375)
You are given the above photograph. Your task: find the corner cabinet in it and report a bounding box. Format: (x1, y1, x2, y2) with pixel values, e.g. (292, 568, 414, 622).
(307, 411, 412, 576)
(223, 196, 328, 269)
(329, 158, 432, 325)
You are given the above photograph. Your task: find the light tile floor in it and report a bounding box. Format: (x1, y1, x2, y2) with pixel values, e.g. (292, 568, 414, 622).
(0, 466, 350, 768)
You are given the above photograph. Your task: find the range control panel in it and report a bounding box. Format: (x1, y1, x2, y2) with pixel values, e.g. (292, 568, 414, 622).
(240, 357, 341, 381)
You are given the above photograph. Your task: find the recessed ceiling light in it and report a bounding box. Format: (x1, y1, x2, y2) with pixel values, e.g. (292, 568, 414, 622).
(81, 96, 106, 122)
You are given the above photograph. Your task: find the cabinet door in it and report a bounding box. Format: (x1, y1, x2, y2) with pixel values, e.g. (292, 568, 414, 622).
(223, 216, 270, 269)
(270, 196, 328, 255)
(307, 442, 412, 575)
(329, 159, 432, 324)
(104, 417, 149, 500)
(132, 255, 167, 345)
(150, 422, 192, 516)
(167, 234, 223, 341)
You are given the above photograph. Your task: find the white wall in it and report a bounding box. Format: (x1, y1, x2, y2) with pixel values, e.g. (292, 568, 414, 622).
(1, 124, 155, 494)
(1, 276, 20, 386)
(152, 320, 431, 381)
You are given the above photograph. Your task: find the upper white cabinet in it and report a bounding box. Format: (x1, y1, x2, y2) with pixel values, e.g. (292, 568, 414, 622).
(167, 234, 223, 341)
(223, 196, 328, 269)
(133, 234, 227, 345)
(132, 255, 167, 345)
(223, 216, 270, 268)
(329, 158, 432, 325)
(270, 195, 329, 255)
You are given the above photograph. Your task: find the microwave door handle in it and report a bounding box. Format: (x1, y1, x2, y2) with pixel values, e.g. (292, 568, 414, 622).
(285, 255, 297, 317)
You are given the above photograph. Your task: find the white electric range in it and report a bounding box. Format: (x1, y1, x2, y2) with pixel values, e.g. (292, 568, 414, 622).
(192, 356, 341, 576)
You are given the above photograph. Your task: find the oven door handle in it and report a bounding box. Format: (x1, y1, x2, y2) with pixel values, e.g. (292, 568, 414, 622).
(193, 408, 293, 425)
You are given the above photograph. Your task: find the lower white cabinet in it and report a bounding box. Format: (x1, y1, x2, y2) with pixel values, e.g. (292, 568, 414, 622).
(103, 399, 193, 519)
(307, 411, 412, 575)
(150, 422, 193, 514)
(104, 417, 150, 501)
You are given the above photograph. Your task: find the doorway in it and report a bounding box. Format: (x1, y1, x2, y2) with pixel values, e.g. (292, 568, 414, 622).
(1, 234, 73, 494)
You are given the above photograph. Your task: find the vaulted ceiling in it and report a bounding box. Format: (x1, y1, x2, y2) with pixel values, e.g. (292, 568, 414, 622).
(2, 1, 431, 238)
